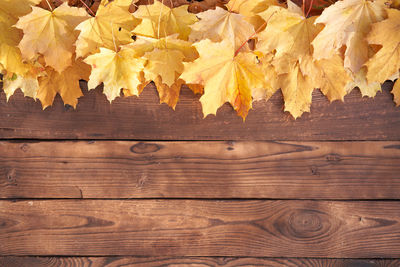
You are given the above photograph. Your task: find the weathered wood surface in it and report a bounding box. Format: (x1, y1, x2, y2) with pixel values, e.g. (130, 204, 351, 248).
(0, 82, 399, 140)
(1, 257, 399, 267)
(1, 141, 400, 199)
(1, 200, 399, 257)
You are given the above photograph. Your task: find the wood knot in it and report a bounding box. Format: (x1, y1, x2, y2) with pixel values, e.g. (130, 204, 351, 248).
(20, 143, 29, 152)
(130, 142, 161, 154)
(273, 209, 334, 241)
(289, 210, 323, 236)
(310, 166, 320, 176)
(6, 169, 17, 185)
(326, 153, 342, 162)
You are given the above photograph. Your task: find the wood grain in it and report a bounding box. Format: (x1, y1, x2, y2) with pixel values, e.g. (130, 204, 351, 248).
(1, 256, 399, 267)
(1, 141, 400, 199)
(0, 82, 399, 140)
(1, 200, 400, 257)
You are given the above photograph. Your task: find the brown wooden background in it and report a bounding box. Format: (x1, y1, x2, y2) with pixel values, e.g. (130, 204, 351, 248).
(1, 81, 400, 266)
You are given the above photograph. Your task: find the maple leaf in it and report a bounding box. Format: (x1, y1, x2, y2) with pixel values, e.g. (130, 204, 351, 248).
(313, 55, 351, 101)
(251, 52, 280, 101)
(226, 0, 282, 28)
(180, 39, 267, 119)
(312, 0, 387, 73)
(2, 71, 40, 101)
(0, 25, 31, 75)
(16, 3, 89, 73)
(279, 63, 315, 119)
(0, 0, 41, 75)
(133, 1, 197, 40)
(256, 3, 351, 116)
(257, 6, 322, 75)
(227, 0, 281, 16)
(37, 58, 90, 109)
(345, 67, 381, 97)
(393, 79, 400, 106)
(366, 8, 400, 83)
(84, 46, 146, 101)
(127, 35, 198, 108)
(188, 7, 254, 49)
(0, 0, 41, 26)
(75, 0, 138, 58)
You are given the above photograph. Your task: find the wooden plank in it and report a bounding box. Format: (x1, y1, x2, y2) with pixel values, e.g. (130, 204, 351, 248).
(1, 257, 399, 267)
(0, 82, 399, 140)
(1, 141, 400, 199)
(1, 200, 400, 257)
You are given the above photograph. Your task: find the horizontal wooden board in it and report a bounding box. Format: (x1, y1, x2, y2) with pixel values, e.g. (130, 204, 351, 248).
(1, 200, 400, 257)
(1, 141, 400, 199)
(1, 257, 399, 267)
(0, 82, 399, 140)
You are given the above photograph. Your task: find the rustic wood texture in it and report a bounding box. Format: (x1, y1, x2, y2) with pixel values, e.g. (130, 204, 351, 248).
(1, 257, 399, 267)
(0, 81, 399, 140)
(1, 200, 400, 257)
(1, 141, 400, 199)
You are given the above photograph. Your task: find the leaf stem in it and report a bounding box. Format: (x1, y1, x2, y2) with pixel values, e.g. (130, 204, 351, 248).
(79, 0, 96, 16)
(45, 0, 53, 11)
(305, 0, 314, 17)
(234, 11, 277, 57)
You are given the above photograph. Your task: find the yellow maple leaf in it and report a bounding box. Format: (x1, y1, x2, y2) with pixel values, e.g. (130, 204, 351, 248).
(2, 71, 40, 101)
(345, 67, 381, 97)
(366, 8, 400, 83)
(128, 35, 198, 108)
(75, 0, 138, 58)
(257, 5, 350, 106)
(154, 77, 185, 109)
(226, 0, 281, 29)
(16, 3, 89, 73)
(0, 26, 30, 75)
(313, 55, 351, 101)
(257, 6, 322, 75)
(84, 46, 146, 101)
(279, 63, 315, 119)
(37, 58, 90, 109)
(0, 0, 41, 75)
(393, 79, 400, 106)
(130, 35, 198, 86)
(227, 0, 280, 17)
(312, 0, 387, 73)
(133, 1, 197, 40)
(251, 52, 279, 102)
(180, 39, 267, 119)
(189, 7, 254, 49)
(0, 0, 41, 26)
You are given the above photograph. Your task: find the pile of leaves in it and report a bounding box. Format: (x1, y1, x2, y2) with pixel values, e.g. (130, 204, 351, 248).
(1, 0, 400, 119)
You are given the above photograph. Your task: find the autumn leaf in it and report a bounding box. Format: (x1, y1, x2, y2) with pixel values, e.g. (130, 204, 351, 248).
(0, 0, 41, 75)
(312, 0, 387, 73)
(2, 70, 40, 101)
(75, 0, 138, 58)
(189, 7, 254, 49)
(181, 39, 267, 119)
(279, 63, 314, 119)
(366, 8, 400, 83)
(127, 35, 198, 108)
(133, 0, 197, 40)
(84, 46, 146, 101)
(226, 0, 282, 28)
(16, 3, 89, 73)
(345, 67, 381, 97)
(37, 58, 90, 109)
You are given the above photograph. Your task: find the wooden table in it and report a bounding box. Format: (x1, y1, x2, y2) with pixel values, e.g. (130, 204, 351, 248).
(1, 82, 400, 266)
